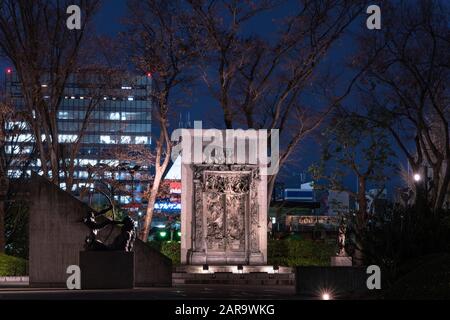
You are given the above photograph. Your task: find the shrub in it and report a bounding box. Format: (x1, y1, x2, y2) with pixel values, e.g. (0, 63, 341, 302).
(148, 238, 335, 267)
(382, 254, 450, 299)
(0, 253, 28, 276)
(268, 238, 336, 267)
(362, 206, 450, 283)
(148, 241, 181, 265)
(5, 200, 29, 259)
(161, 242, 181, 265)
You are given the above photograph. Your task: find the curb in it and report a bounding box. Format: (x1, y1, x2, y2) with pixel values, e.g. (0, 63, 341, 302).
(0, 276, 29, 282)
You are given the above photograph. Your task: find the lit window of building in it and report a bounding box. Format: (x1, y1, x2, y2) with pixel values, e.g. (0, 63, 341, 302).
(8, 134, 33, 142)
(121, 136, 131, 144)
(135, 136, 148, 144)
(77, 171, 89, 179)
(8, 170, 22, 178)
(6, 71, 152, 211)
(109, 112, 121, 120)
(6, 121, 28, 130)
(79, 159, 97, 166)
(100, 135, 116, 144)
(58, 111, 69, 119)
(58, 134, 78, 143)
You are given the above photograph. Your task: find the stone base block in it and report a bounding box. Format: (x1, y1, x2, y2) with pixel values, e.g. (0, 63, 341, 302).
(188, 251, 265, 265)
(80, 251, 134, 289)
(330, 256, 353, 266)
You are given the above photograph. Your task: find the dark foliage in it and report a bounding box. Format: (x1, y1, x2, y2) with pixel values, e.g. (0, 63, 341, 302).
(360, 205, 450, 285)
(4, 199, 28, 259)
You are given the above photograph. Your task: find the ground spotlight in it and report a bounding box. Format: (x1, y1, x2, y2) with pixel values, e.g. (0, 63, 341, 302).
(317, 288, 335, 300)
(322, 292, 332, 300)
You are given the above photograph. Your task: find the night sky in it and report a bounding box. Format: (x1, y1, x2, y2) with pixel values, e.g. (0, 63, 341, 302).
(2, 1, 404, 195)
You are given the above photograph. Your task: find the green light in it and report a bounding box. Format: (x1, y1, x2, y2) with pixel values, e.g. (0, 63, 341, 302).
(160, 231, 167, 238)
(177, 232, 181, 237)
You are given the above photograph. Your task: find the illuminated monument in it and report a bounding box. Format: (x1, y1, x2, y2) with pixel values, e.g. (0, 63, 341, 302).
(179, 128, 269, 265)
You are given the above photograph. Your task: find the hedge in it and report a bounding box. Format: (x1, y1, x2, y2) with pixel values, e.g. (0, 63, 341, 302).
(268, 238, 336, 267)
(148, 241, 181, 265)
(148, 238, 335, 267)
(161, 242, 181, 265)
(0, 253, 28, 277)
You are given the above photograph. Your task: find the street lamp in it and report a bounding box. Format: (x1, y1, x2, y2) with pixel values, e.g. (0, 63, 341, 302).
(413, 173, 422, 182)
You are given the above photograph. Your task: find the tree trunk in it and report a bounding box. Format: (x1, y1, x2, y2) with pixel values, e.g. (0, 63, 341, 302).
(434, 164, 450, 210)
(140, 172, 163, 242)
(0, 177, 8, 254)
(353, 177, 367, 266)
(0, 202, 4, 253)
(267, 174, 277, 209)
(352, 240, 364, 266)
(140, 188, 158, 242)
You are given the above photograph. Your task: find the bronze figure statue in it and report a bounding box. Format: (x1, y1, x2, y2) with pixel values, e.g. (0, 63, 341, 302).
(83, 205, 136, 252)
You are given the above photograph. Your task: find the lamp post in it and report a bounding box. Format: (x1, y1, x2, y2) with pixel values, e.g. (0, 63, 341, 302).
(413, 173, 422, 182)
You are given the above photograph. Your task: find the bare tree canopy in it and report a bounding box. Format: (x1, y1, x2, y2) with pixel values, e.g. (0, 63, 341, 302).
(356, 0, 450, 209)
(186, 0, 368, 201)
(0, 0, 102, 187)
(125, 0, 199, 241)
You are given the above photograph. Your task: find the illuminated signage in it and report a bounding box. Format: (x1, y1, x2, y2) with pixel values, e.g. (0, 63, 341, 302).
(154, 201, 181, 211)
(170, 182, 181, 194)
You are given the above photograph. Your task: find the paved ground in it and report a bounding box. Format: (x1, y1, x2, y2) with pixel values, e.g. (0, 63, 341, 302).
(0, 284, 303, 300)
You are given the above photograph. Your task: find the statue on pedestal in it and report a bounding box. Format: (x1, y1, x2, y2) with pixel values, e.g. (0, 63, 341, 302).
(337, 216, 347, 256)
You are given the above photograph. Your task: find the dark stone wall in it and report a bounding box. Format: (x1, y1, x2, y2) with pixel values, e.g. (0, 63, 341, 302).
(295, 266, 369, 297)
(22, 173, 171, 287)
(134, 240, 172, 287)
(80, 251, 134, 289)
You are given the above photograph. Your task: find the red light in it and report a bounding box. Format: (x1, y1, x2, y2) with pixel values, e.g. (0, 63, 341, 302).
(147, 72, 152, 78)
(6, 68, 12, 74)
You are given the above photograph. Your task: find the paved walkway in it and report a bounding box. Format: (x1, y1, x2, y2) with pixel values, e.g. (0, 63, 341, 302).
(0, 284, 303, 300)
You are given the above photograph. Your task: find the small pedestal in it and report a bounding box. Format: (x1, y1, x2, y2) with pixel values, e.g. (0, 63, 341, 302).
(80, 251, 134, 289)
(330, 255, 353, 267)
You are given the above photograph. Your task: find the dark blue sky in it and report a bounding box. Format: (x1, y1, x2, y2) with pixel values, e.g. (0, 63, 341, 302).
(94, 0, 404, 194)
(1, 1, 403, 195)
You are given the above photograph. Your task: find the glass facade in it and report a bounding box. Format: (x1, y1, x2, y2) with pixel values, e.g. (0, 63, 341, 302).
(5, 70, 152, 207)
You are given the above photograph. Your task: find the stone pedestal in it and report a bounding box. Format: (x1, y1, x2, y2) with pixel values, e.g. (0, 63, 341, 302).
(80, 251, 134, 289)
(330, 255, 353, 267)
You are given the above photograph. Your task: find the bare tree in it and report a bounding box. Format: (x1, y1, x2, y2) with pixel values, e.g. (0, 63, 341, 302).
(126, 0, 198, 241)
(309, 111, 395, 265)
(0, 96, 33, 253)
(81, 144, 154, 213)
(187, 0, 368, 203)
(0, 0, 101, 186)
(58, 68, 131, 192)
(356, 0, 450, 210)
